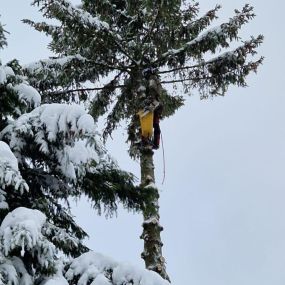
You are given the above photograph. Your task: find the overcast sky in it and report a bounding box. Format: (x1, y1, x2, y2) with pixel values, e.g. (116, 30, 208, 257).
(1, 1, 285, 284)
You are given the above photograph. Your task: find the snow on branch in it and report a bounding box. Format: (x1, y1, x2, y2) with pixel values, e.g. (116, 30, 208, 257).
(157, 4, 257, 65)
(42, 222, 82, 255)
(66, 251, 170, 285)
(0, 63, 41, 109)
(24, 54, 90, 89)
(24, 55, 123, 93)
(180, 4, 221, 40)
(30, 0, 136, 66)
(159, 35, 263, 97)
(0, 142, 28, 208)
(1, 104, 98, 180)
(0, 207, 56, 269)
(12, 82, 41, 108)
(32, 0, 109, 30)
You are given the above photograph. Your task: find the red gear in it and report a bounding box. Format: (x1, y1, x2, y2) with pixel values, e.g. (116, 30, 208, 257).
(153, 109, 161, 149)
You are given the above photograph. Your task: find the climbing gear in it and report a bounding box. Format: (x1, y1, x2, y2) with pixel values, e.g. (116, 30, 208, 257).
(152, 108, 160, 149)
(142, 67, 157, 79)
(138, 110, 154, 139)
(138, 102, 162, 150)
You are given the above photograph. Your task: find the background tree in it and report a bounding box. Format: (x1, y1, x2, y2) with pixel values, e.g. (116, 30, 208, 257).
(24, 0, 263, 281)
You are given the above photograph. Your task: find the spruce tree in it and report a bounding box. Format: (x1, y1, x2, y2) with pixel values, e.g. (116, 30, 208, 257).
(24, 0, 263, 281)
(0, 20, 167, 284)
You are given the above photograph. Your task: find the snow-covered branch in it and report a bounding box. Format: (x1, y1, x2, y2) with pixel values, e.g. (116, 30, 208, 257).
(157, 4, 257, 65)
(0, 142, 28, 206)
(1, 104, 98, 180)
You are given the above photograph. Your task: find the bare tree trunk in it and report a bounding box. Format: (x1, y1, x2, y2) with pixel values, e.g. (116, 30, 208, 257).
(140, 145, 170, 282)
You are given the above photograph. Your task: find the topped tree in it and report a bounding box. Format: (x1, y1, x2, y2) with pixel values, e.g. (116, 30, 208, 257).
(24, 0, 263, 281)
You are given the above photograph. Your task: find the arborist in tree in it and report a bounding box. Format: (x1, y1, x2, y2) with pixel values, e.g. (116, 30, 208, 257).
(138, 67, 163, 150)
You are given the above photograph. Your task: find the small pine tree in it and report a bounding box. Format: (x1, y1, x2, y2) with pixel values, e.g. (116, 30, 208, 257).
(0, 20, 165, 284)
(24, 0, 263, 281)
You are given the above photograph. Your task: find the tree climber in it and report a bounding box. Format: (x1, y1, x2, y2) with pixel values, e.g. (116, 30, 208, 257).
(139, 68, 163, 149)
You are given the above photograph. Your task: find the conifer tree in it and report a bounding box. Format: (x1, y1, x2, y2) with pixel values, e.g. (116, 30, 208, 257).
(0, 20, 167, 284)
(24, 0, 263, 281)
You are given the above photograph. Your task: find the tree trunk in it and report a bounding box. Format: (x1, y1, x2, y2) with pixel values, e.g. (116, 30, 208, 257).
(140, 145, 170, 282)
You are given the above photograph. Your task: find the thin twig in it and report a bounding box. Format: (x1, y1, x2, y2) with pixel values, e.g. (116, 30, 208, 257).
(161, 76, 211, 84)
(158, 62, 205, 74)
(50, 84, 126, 96)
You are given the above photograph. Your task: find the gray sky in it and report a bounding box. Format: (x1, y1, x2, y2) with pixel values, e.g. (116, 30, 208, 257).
(1, 1, 285, 284)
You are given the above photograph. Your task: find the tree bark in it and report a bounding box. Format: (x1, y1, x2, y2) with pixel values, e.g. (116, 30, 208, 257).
(140, 145, 170, 282)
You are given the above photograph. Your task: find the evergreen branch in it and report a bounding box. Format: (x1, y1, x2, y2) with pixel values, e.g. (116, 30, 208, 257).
(109, 35, 138, 65)
(33, 0, 137, 66)
(160, 58, 264, 86)
(161, 77, 210, 85)
(158, 63, 203, 74)
(24, 55, 129, 96)
(0, 21, 8, 49)
(159, 34, 263, 76)
(155, 4, 256, 66)
(90, 72, 124, 120)
(161, 56, 264, 96)
(141, 9, 159, 46)
(22, 19, 59, 36)
(102, 92, 126, 141)
(81, 166, 157, 215)
(181, 5, 221, 39)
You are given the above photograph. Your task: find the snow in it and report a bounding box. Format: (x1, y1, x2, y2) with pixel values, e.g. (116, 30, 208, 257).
(66, 251, 170, 285)
(0, 64, 40, 107)
(37, 104, 95, 141)
(77, 114, 95, 135)
(0, 207, 46, 255)
(59, 140, 99, 179)
(0, 66, 6, 84)
(0, 262, 18, 285)
(143, 217, 159, 225)
(91, 274, 111, 285)
(112, 262, 169, 285)
(0, 141, 18, 171)
(162, 25, 224, 59)
(12, 82, 41, 107)
(0, 141, 28, 195)
(144, 182, 157, 189)
(11, 257, 33, 285)
(0, 191, 8, 210)
(0, 65, 15, 84)
(64, 1, 110, 30)
(42, 275, 69, 285)
(25, 54, 87, 72)
(78, 9, 109, 30)
(0, 207, 56, 269)
(66, 251, 118, 282)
